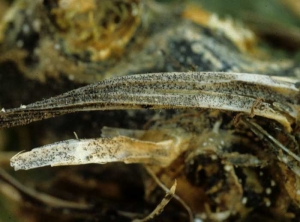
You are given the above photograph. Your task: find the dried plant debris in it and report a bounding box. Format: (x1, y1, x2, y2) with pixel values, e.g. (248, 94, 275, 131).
(0, 0, 299, 86)
(0, 0, 143, 83)
(1, 1, 300, 222)
(2, 71, 299, 172)
(133, 180, 177, 222)
(1, 72, 299, 131)
(45, 0, 142, 61)
(0, 71, 300, 221)
(10, 134, 178, 170)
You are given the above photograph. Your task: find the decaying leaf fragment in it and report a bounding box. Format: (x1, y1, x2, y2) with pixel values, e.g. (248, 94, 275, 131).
(2, 71, 300, 221)
(0, 72, 299, 131)
(10, 126, 189, 170)
(10, 135, 176, 170)
(2, 71, 299, 172)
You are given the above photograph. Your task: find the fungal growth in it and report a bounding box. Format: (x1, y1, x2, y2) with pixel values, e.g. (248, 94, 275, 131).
(1, 0, 300, 221)
(0, 72, 299, 131)
(0, 71, 299, 177)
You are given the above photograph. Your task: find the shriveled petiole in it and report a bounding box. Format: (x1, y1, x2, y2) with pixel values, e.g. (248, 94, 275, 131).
(0, 72, 299, 131)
